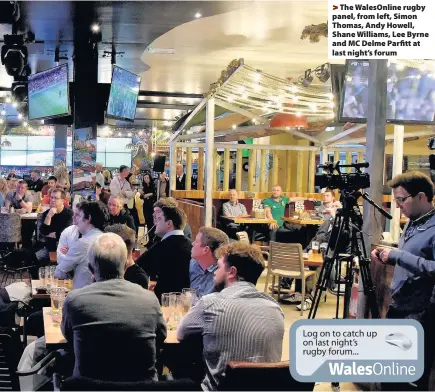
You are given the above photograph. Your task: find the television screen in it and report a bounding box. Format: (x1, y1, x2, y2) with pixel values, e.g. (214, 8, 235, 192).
(106, 65, 141, 122)
(339, 60, 435, 124)
(28, 64, 70, 120)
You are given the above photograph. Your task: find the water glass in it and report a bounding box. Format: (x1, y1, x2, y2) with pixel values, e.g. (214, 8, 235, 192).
(38, 267, 46, 288)
(45, 267, 54, 291)
(50, 287, 66, 320)
(169, 292, 183, 322)
(161, 293, 176, 330)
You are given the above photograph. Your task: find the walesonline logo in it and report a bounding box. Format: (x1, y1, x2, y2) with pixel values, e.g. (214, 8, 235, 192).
(329, 362, 417, 376)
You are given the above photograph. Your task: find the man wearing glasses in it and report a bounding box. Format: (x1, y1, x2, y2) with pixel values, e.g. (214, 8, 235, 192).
(36, 189, 73, 264)
(371, 171, 435, 391)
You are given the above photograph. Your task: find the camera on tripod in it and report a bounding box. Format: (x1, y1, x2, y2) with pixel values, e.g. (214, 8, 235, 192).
(315, 161, 370, 192)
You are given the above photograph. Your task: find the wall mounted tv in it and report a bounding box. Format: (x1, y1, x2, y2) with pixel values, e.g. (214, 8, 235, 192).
(106, 65, 141, 122)
(339, 60, 435, 125)
(28, 64, 70, 121)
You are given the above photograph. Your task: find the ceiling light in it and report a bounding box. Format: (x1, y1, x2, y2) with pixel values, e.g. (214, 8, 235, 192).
(91, 24, 100, 33)
(0, 35, 28, 77)
(12, 101, 17, 108)
(118, 132, 122, 136)
(152, 127, 157, 132)
(195, 12, 202, 18)
(315, 63, 330, 83)
(301, 69, 313, 87)
(232, 124, 237, 130)
(17, 113, 22, 119)
(0, 109, 5, 116)
(5, 97, 11, 104)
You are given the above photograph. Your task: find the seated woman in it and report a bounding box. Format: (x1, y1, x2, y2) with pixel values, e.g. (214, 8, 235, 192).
(107, 195, 136, 232)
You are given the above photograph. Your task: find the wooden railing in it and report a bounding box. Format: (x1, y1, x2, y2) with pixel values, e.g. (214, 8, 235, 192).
(177, 199, 216, 239)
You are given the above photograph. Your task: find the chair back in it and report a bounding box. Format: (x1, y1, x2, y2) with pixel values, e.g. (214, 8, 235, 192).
(0, 329, 22, 391)
(219, 361, 314, 391)
(0, 214, 21, 243)
(236, 231, 250, 244)
(269, 242, 304, 278)
(36, 213, 46, 244)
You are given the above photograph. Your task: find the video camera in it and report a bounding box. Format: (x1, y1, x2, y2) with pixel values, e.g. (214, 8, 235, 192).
(315, 161, 370, 192)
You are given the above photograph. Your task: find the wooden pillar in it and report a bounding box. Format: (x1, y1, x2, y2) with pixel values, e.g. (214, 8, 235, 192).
(272, 151, 279, 190)
(321, 146, 329, 164)
(296, 151, 304, 193)
(391, 125, 404, 242)
(308, 151, 316, 193)
(204, 98, 215, 226)
(213, 151, 219, 191)
(248, 150, 255, 192)
(346, 152, 353, 173)
(358, 151, 364, 165)
(223, 148, 230, 191)
(333, 150, 340, 163)
(259, 149, 267, 192)
(236, 149, 242, 190)
(286, 150, 292, 192)
(169, 144, 177, 194)
(198, 147, 204, 191)
(185, 147, 192, 191)
(359, 59, 388, 318)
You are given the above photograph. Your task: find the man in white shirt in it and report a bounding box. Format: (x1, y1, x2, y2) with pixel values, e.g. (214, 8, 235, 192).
(55, 201, 109, 289)
(109, 165, 134, 203)
(95, 163, 105, 187)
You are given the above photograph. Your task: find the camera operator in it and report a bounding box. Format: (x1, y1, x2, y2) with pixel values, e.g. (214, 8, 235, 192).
(371, 171, 435, 391)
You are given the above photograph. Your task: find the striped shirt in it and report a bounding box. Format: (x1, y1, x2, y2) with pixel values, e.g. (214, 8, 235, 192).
(177, 281, 284, 390)
(222, 201, 247, 217)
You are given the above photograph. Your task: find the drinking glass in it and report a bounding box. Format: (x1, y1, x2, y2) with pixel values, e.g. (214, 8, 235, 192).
(45, 267, 54, 292)
(312, 241, 320, 254)
(38, 267, 46, 288)
(64, 279, 73, 291)
(182, 288, 197, 313)
(50, 287, 66, 319)
(161, 293, 176, 330)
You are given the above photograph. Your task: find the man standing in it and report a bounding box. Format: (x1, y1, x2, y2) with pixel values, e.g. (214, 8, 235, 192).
(372, 171, 435, 391)
(178, 242, 284, 390)
(190, 227, 229, 297)
(55, 201, 109, 289)
(221, 189, 248, 239)
(62, 233, 166, 381)
(36, 189, 73, 263)
(155, 172, 170, 200)
(175, 163, 186, 190)
(29, 170, 44, 192)
(109, 165, 134, 204)
(136, 204, 191, 301)
(95, 163, 105, 188)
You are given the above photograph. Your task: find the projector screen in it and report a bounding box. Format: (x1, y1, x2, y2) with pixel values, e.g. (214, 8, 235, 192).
(28, 64, 70, 121)
(339, 60, 435, 124)
(106, 65, 141, 122)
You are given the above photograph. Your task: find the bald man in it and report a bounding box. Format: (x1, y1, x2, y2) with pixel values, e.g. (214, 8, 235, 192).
(175, 164, 186, 190)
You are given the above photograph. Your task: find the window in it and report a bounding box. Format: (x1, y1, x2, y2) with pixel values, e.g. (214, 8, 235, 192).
(0, 136, 54, 166)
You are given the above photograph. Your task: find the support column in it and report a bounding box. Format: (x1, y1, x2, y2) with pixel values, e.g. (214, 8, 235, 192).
(185, 147, 192, 191)
(359, 59, 388, 318)
(346, 152, 353, 173)
(308, 151, 316, 193)
(198, 147, 204, 191)
(272, 151, 279, 190)
(248, 150, 255, 192)
(390, 125, 404, 242)
(213, 151, 219, 190)
(236, 149, 242, 190)
(223, 148, 230, 191)
(204, 98, 215, 226)
(169, 144, 177, 194)
(321, 146, 329, 164)
(286, 150, 292, 192)
(358, 151, 364, 164)
(296, 151, 304, 193)
(260, 149, 267, 192)
(333, 150, 340, 163)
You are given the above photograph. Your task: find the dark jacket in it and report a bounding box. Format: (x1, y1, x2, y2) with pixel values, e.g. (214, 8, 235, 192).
(175, 174, 186, 190)
(40, 207, 74, 250)
(136, 234, 192, 302)
(29, 178, 44, 192)
(109, 209, 136, 232)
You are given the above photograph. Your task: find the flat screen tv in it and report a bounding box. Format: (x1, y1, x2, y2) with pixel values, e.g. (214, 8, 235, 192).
(339, 60, 435, 125)
(106, 65, 141, 122)
(28, 64, 70, 121)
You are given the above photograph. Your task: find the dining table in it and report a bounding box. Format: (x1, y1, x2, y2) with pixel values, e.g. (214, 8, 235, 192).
(221, 216, 276, 242)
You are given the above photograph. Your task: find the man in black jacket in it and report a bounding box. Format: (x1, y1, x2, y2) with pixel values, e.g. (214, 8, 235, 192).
(136, 204, 191, 302)
(107, 195, 136, 232)
(36, 189, 73, 264)
(175, 164, 186, 190)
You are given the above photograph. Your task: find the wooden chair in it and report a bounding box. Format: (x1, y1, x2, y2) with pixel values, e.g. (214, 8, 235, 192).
(263, 242, 316, 315)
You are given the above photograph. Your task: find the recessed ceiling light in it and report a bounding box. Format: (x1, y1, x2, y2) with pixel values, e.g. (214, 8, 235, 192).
(195, 12, 202, 18)
(91, 23, 100, 33)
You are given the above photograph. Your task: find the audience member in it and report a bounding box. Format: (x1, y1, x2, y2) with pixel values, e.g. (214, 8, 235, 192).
(55, 201, 109, 288)
(221, 189, 248, 239)
(29, 170, 44, 192)
(0, 177, 8, 206)
(155, 172, 169, 200)
(372, 172, 435, 391)
(95, 162, 105, 188)
(263, 184, 292, 242)
(105, 224, 149, 289)
(141, 172, 156, 242)
(136, 204, 191, 302)
(107, 195, 136, 232)
(41, 176, 58, 199)
(109, 165, 134, 205)
(175, 163, 186, 190)
(190, 227, 229, 297)
(36, 189, 73, 263)
(61, 233, 166, 381)
(318, 188, 342, 219)
(178, 242, 284, 390)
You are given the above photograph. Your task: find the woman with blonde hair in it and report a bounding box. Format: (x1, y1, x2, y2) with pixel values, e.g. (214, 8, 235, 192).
(54, 165, 71, 205)
(103, 169, 112, 186)
(0, 177, 8, 206)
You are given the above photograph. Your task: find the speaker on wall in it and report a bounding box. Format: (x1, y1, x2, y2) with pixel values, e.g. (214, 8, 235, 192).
(153, 155, 166, 173)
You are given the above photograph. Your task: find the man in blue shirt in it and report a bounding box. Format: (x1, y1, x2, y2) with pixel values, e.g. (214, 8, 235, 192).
(190, 227, 229, 297)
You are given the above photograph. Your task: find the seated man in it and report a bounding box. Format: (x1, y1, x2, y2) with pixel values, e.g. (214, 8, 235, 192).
(107, 195, 136, 232)
(178, 242, 284, 391)
(136, 204, 191, 302)
(190, 227, 229, 297)
(36, 189, 73, 264)
(62, 233, 166, 381)
(5, 180, 34, 248)
(29, 170, 44, 192)
(55, 201, 109, 289)
(41, 176, 57, 202)
(105, 224, 149, 289)
(318, 188, 342, 219)
(221, 189, 248, 239)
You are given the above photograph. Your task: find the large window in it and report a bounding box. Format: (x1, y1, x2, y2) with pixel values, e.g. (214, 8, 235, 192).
(0, 136, 54, 166)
